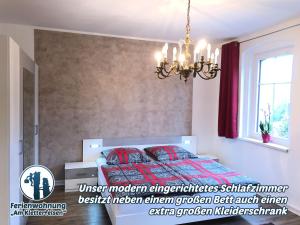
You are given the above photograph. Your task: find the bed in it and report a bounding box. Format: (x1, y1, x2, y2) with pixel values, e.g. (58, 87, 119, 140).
(83, 136, 258, 225)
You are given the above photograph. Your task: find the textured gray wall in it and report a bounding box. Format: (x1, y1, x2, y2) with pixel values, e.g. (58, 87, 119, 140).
(35, 30, 193, 179)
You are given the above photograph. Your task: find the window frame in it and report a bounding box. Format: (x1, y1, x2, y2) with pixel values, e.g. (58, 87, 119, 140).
(240, 46, 294, 147)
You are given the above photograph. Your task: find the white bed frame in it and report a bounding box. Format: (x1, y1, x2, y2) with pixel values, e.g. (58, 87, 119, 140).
(82, 136, 258, 225)
(83, 136, 197, 162)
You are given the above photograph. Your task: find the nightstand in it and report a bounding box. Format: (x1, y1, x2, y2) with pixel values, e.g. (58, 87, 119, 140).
(65, 161, 98, 192)
(197, 154, 219, 162)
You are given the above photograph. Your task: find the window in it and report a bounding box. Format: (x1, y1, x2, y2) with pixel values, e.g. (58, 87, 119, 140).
(240, 46, 294, 147)
(256, 54, 293, 139)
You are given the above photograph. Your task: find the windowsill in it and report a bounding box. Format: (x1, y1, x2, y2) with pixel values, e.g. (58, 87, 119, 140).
(238, 137, 289, 153)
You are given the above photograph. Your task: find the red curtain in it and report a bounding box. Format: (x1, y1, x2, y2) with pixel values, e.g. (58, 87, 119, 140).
(218, 41, 240, 138)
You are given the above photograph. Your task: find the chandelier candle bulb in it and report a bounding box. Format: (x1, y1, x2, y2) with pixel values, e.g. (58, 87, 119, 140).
(198, 39, 207, 57)
(162, 43, 168, 59)
(196, 47, 201, 62)
(155, 52, 162, 67)
(173, 47, 177, 61)
(193, 50, 197, 63)
(178, 40, 184, 55)
(207, 44, 211, 60)
(215, 48, 220, 64)
(199, 49, 203, 59)
(179, 54, 185, 66)
(211, 53, 215, 64)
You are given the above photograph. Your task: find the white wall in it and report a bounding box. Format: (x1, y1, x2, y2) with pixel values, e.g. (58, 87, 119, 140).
(9, 38, 23, 225)
(0, 23, 34, 60)
(0, 36, 24, 225)
(192, 20, 300, 214)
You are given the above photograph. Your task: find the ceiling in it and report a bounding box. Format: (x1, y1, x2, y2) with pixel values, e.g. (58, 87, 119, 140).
(0, 0, 300, 42)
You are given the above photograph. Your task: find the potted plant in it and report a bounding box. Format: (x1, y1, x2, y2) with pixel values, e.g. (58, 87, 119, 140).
(259, 106, 271, 143)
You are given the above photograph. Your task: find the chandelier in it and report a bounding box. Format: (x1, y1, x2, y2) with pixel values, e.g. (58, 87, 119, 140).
(154, 0, 221, 82)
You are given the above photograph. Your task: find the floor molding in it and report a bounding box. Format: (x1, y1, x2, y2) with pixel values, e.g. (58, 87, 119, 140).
(258, 193, 300, 216)
(288, 204, 300, 216)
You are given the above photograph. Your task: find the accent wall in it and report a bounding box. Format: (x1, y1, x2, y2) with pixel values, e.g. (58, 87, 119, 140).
(35, 30, 193, 179)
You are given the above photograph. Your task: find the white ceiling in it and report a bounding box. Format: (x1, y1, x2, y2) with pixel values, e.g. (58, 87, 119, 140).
(0, 0, 300, 41)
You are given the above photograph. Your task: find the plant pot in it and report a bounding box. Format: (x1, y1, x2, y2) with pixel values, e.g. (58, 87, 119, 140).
(262, 133, 271, 143)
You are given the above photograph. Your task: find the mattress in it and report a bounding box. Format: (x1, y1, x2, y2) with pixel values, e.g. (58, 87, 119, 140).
(96, 158, 258, 216)
(101, 158, 257, 197)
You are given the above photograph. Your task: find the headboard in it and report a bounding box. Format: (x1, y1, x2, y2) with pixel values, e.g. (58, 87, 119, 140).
(82, 136, 197, 162)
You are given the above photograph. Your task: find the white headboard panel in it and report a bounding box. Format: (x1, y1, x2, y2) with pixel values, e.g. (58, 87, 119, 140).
(83, 139, 103, 162)
(83, 136, 197, 162)
(181, 136, 197, 154)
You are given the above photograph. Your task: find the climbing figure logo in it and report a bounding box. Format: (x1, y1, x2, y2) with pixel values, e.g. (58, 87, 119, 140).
(20, 165, 55, 201)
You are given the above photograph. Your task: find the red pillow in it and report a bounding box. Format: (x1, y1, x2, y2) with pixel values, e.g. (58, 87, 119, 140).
(105, 148, 151, 165)
(144, 145, 197, 161)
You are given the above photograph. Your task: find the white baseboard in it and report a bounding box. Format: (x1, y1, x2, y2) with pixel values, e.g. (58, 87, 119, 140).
(55, 179, 65, 186)
(288, 203, 300, 216)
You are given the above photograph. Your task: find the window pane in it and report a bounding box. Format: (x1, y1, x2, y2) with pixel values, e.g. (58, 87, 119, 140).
(272, 84, 290, 138)
(257, 54, 292, 140)
(257, 84, 273, 132)
(260, 54, 293, 84)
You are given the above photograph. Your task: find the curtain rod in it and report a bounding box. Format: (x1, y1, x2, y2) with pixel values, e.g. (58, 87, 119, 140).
(239, 23, 300, 44)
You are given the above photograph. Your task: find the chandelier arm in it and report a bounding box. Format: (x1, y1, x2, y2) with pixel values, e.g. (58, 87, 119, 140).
(155, 63, 177, 78)
(193, 69, 197, 78)
(162, 64, 175, 75)
(207, 66, 220, 79)
(197, 64, 216, 79)
(210, 70, 218, 79)
(196, 71, 214, 80)
(155, 67, 169, 78)
(157, 74, 168, 79)
(171, 64, 182, 76)
(195, 62, 204, 73)
(212, 68, 221, 78)
(192, 63, 199, 78)
(156, 69, 170, 78)
(191, 62, 215, 80)
(202, 63, 214, 74)
(206, 68, 218, 78)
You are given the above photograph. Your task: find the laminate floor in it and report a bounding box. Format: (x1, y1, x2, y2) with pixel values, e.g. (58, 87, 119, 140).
(27, 187, 300, 225)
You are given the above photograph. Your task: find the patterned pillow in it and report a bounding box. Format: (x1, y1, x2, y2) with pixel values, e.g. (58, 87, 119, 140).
(144, 145, 197, 161)
(103, 148, 151, 165)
